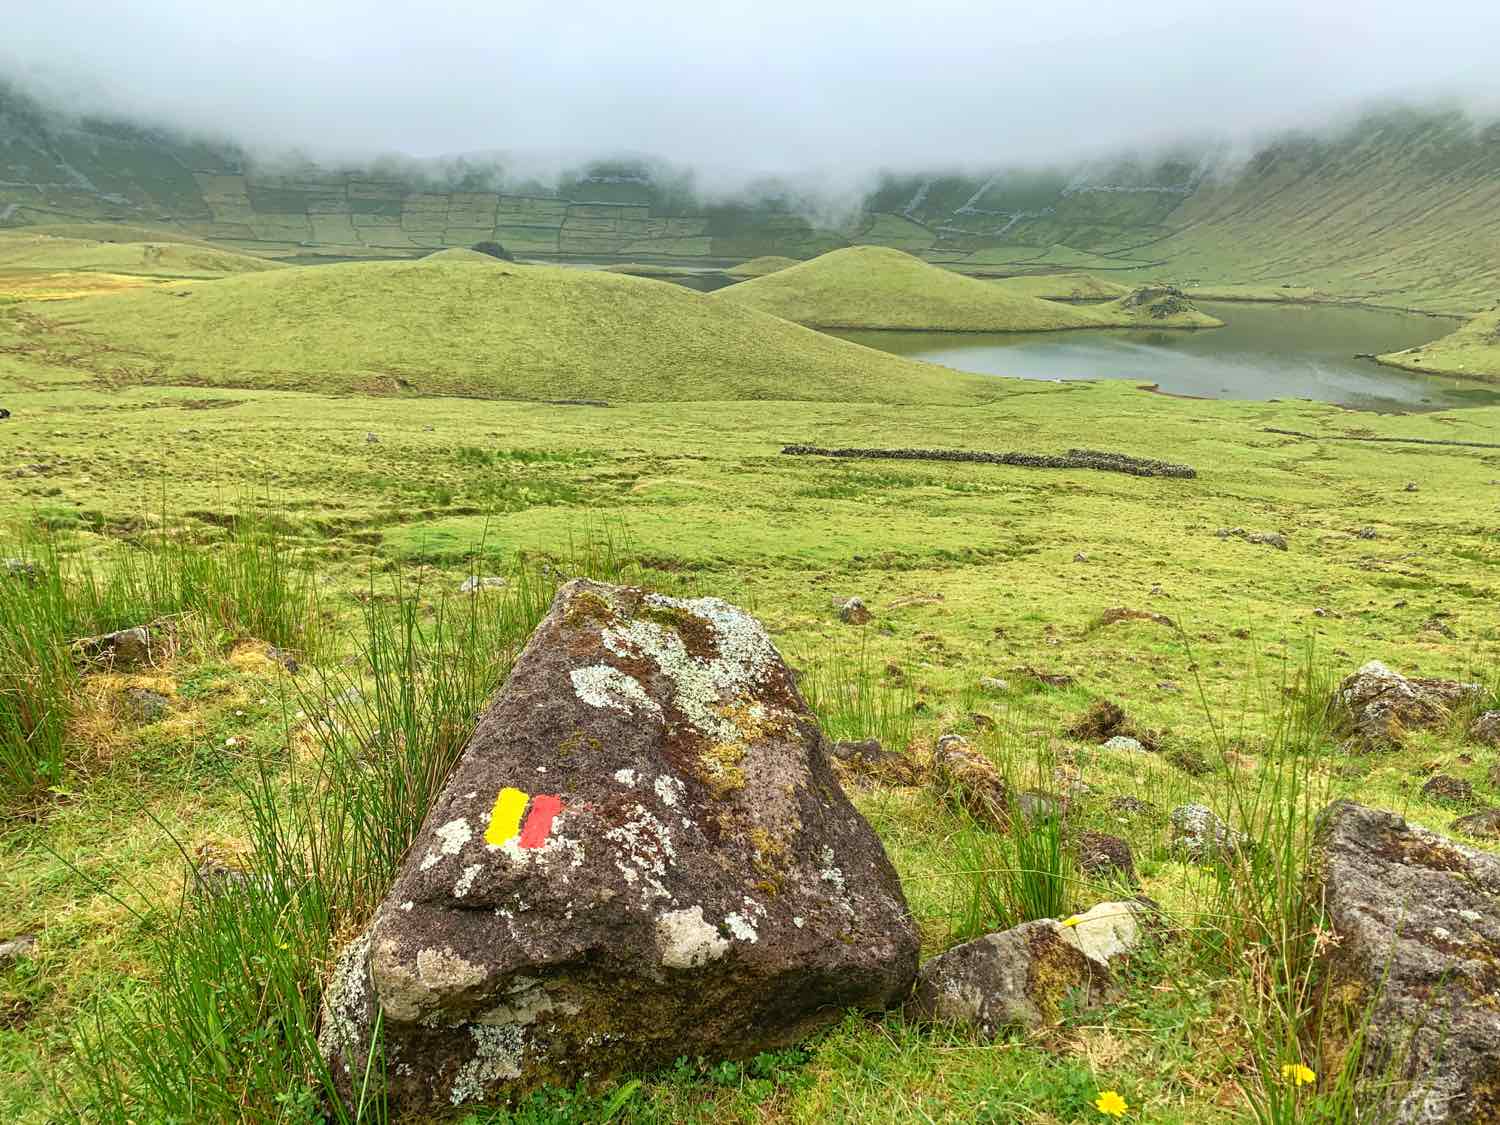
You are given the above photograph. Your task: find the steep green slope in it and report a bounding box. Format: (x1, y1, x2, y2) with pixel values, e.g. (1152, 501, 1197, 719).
(35, 255, 993, 403)
(715, 247, 1218, 331)
(1377, 306, 1500, 381)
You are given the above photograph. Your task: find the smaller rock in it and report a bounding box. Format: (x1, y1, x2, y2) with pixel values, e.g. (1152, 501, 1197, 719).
(1404, 481, 1419, 492)
(1451, 807, 1500, 838)
(838, 597, 871, 625)
(191, 844, 256, 897)
(906, 901, 1148, 1036)
(458, 575, 508, 595)
(3, 557, 40, 581)
(1420, 616, 1457, 639)
(1334, 660, 1482, 747)
(1100, 735, 1145, 754)
(0, 934, 38, 965)
(1357, 527, 1379, 540)
(78, 625, 157, 668)
(829, 737, 921, 786)
(1078, 831, 1135, 883)
(1247, 532, 1288, 551)
(266, 645, 300, 673)
(968, 712, 996, 732)
(1169, 804, 1246, 863)
(1015, 789, 1062, 823)
(1108, 794, 1156, 819)
(1156, 680, 1181, 693)
(121, 687, 169, 723)
(1420, 774, 1474, 806)
(365, 432, 380, 443)
(1472, 711, 1500, 746)
(978, 676, 1010, 693)
(933, 734, 1009, 830)
(830, 737, 883, 763)
(1073, 551, 1089, 562)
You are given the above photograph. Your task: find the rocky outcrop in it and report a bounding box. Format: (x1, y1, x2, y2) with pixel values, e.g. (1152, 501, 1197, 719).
(317, 580, 917, 1114)
(906, 901, 1149, 1036)
(1313, 800, 1500, 1123)
(1471, 711, 1500, 746)
(1333, 661, 1482, 747)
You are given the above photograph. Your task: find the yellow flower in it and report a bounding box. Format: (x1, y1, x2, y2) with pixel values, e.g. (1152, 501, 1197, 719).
(1281, 1062, 1316, 1087)
(1061, 915, 1083, 928)
(1094, 1090, 1128, 1117)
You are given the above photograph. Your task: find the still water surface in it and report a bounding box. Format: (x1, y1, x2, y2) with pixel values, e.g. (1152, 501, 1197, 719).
(827, 300, 1498, 412)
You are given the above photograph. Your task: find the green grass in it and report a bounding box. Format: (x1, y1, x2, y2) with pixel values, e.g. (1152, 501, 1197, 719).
(713, 247, 1219, 331)
(723, 255, 802, 279)
(985, 274, 1133, 301)
(1377, 306, 1500, 382)
(25, 255, 996, 404)
(0, 232, 283, 278)
(3, 269, 1500, 1120)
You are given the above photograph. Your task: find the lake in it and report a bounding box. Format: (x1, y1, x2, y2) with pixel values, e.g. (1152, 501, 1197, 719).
(825, 300, 1500, 412)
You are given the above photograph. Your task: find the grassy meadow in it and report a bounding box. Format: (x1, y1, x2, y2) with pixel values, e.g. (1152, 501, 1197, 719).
(1, 246, 1499, 1123)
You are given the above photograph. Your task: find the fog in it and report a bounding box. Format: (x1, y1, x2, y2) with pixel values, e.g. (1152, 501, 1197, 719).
(4, 0, 1500, 184)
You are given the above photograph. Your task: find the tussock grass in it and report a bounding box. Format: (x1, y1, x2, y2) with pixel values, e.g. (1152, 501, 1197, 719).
(0, 516, 319, 802)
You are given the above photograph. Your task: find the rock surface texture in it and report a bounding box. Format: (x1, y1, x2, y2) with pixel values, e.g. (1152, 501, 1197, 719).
(1335, 661, 1481, 747)
(1314, 800, 1500, 1123)
(318, 580, 917, 1113)
(906, 900, 1149, 1036)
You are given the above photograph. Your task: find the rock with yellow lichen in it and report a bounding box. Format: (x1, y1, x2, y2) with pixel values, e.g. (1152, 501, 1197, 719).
(318, 579, 917, 1114)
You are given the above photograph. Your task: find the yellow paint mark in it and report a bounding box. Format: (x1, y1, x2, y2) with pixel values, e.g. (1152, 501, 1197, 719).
(485, 787, 530, 846)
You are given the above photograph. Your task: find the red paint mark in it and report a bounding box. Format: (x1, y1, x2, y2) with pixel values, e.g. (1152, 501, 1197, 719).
(518, 794, 563, 849)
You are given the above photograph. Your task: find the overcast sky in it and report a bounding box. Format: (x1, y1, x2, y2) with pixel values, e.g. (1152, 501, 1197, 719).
(4, 0, 1499, 179)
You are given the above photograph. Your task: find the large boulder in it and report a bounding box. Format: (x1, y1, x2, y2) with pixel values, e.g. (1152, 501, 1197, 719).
(1313, 800, 1500, 1122)
(1334, 661, 1482, 747)
(318, 580, 917, 1113)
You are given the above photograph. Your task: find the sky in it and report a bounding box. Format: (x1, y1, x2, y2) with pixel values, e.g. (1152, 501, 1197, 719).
(4, 0, 1500, 182)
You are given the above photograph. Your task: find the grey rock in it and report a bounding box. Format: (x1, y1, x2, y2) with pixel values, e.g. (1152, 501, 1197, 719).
(365, 432, 380, 443)
(318, 580, 917, 1114)
(1451, 807, 1500, 838)
(458, 575, 508, 595)
(1334, 661, 1482, 747)
(121, 687, 169, 723)
(3, 557, 40, 581)
(1470, 711, 1500, 746)
(1015, 789, 1062, 823)
(1313, 800, 1500, 1123)
(1169, 804, 1246, 863)
(1108, 794, 1157, 820)
(1404, 480, 1420, 492)
(1078, 831, 1136, 883)
(1357, 527, 1380, 540)
(1421, 616, 1457, 639)
(0, 934, 38, 965)
(906, 901, 1148, 1036)
(979, 676, 1010, 693)
(1101, 735, 1145, 753)
(1247, 531, 1288, 551)
(1421, 774, 1474, 806)
(78, 625, 157, 668)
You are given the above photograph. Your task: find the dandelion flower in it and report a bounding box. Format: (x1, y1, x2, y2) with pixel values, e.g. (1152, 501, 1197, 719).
(1094, 1090, 1128, 1117)
(1281, 1062, 1316, 1087)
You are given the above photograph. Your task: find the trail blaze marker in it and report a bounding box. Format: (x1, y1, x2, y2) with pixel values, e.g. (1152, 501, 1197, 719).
(485, 786, 563, 848)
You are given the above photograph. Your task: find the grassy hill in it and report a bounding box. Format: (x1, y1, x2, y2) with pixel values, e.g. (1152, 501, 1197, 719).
(714, 247, 1218, 331)
(0, 232, 283, 278)
(986, 273, 1133, 301)
(1377, 306, 1500, 381)
(725, 255, 801, 279)
(34, 255, 993, 403)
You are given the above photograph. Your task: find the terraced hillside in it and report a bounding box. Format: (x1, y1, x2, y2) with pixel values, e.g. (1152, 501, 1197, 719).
(2, 81, 1497, 312)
